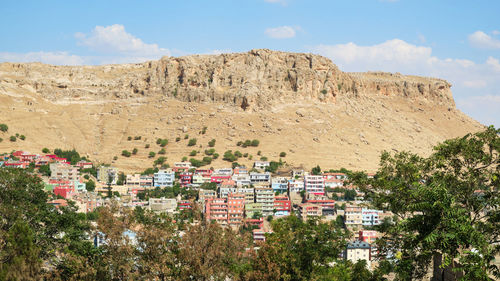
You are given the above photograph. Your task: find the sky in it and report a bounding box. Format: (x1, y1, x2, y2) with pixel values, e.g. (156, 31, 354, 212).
(1, 0, 499, 127)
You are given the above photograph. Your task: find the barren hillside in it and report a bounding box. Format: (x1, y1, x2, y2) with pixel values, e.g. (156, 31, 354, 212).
(0, 49, 483, 172)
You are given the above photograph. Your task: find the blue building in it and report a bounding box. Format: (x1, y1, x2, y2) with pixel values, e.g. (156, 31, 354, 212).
(271, 177, 288, 194)
(154, 169, 175, 187)
(362, 208, 382, 226)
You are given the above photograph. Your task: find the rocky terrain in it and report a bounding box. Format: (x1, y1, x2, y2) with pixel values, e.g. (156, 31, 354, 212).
(0, 49, 483, 172)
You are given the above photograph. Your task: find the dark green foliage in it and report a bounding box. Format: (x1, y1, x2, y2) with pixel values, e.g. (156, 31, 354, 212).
(42, 148, 50, 153)
(260, 156, 268, 161)
(189, 158, 203, 168)
(176, 137, 181, 142)
(142, 167, 159, 175)
(38, 164, 51, 177)
(0, 123, 8, 132)
(212, 153, 219, 159)
(280, 152, 286, 157)
(121, 150, 131, 157)
(134, 136, 141, 140)
(9, 136, 16, 142)
(189, 150, 197, 156)
(184, 134, 189, 139)
(205, 148, 215, 155)
(311, 165, 321, 175)
(201, 126, 207, 134)
(116, 172, 126, 185)
(200, 182, 217, 191)
(202, 157, 212, 165)
(236, 141, 242, 146)
(127, 136, 132, 141)
(154, 156, 167, 166)
(145, 144, 150, 148)
(149, 151, 156, 158)
(251, 139, 259, 147)
(158, 148, 166, 155)
(265, 161, 281, 173)
(234, 150, 243, 158)
(54, 148, 82, 165)
(19, 135, 26, 140)
(208, 139, 216, 147)
(223, 150, 237, 162)
(160, 139, 168, 147)
(132, 148, 138, 155)
(187, 138, 197, 146)
(350, 126, 500, 280)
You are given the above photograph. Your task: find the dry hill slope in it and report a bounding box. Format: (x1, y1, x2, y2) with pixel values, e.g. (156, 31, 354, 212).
(0, 49, 483, 172)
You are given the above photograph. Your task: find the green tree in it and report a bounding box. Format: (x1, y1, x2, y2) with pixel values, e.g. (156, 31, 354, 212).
(121, 150, 131, 157)
(9, 136, 16, 142)
(116, 172, 126, 185)
(251, 139, 260, 147)
(208, 139, 216, 147)
(42, 147, 50, 153)
(190, 150, 198, 156)
(280, 152, 287, 157)
(158, 148, 166, 155)
(38, 164, 51, 177)
(132, 148, 138, 155)
(311, 165, 321, 175)
(149, 151, 156, 158)
(0, 123, 8, 132)
(350, 126, 500, 281)
(20, 135, 26, 140)
(86, 179, 95, 192)
(188, 138, 197, 146)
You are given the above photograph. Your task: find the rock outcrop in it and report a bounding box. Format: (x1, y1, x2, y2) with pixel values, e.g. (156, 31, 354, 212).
(0, 49, 482, 172)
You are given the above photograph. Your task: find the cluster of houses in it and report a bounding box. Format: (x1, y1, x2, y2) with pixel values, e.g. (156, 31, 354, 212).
(1, 151, 388, 268)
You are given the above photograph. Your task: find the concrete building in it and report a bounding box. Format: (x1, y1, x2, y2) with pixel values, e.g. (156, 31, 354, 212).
(227, 193, 245, 227)
(362, 208, 382, 226)
(236, 187, 255, 204)
(205, 198, 228, 225)
(140, 175, 154, 189)
(274, 195, 291, 216)
(345, 206, 363, 229)
(50, 162, 79, 181)
(255, 187, 274, 216)
(304, 175, 325, 195)
(97, 166, 118, 184)
(253, 161, 270, 170)
(345, 241, 371, 268)
(232, 173, 251, 187)
(154, 169, 175, 187)
(148, 197, 177, 213)
(288, 179, 305, 193)
(245, 202, 263, 218)
(126, 174, 141, 186)
(298, 203, 322, 220)
(271, 177, 289, 194)
(250, 172, 271, 184)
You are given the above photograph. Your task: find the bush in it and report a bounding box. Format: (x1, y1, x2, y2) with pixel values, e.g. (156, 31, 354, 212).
(232, 162, 240, 169)
(127, 136, 132, 141)
(9, 136, 16, 142)
(145, 144, 150, 148)
(236, 141, 242, 146)
(42, 148, 50, 153)
(190, 150, 197, 156)
(176, 137, 181, 142)
(184, 134, 189, 139)
(134, 136, 141, 140)
(149, 152, 156, 158)
(257, 151, 261, 156)
(251, 139, 260, 147)
(113, 156, 118, 160)
(248, 155, 253, 160)
(243, 140, 252, 147)
(201, 126, 207, 134)
(0, 123, 8, 132)
(0, 138, 3, 143)
(154, 156, 167, 166)
(156, 138, 162, 144)
(212, 153, 219, 159)
(190, 158, 203, 168)
(280, 152, 287, 157)
(243, 153, 248, 158)
(260, 156, 268, 161)
(205, 148, 215, 155)
(223, 150, 237, 162)
(188, 138, 197, 146)
(122, 150, 131, 157)
(158, 148, 166, 155)
(182, 156, 188, 162)
(19, 135, 25, 140)
(160, 139, 168, 147)
(208, 139, 216, 147)
(234, 151, 243, 158)
(86, 179, 95, 192)
(132, 148, 138, 155)
(202, 157, 212, 165)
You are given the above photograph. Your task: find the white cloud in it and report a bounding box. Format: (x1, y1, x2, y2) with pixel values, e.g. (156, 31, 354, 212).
(493, 30, 500, 36)
(456, 95, 500, 127)
(312, 39, 500, 127)
(75, 24, 170, 57)
(0, 51, 84, 65)
(468, 30, 500, 49)
(265, 26, 296, 39)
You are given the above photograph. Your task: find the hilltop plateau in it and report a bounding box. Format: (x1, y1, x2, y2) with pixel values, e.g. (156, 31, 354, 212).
(0, 49, 483, 172)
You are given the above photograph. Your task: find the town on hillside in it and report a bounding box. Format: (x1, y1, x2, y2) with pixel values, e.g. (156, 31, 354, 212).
(1, 148, 388, 269)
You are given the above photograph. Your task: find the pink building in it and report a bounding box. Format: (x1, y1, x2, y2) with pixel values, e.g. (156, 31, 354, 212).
(211, 174, 231, 184)
(205, 198, 228, 225)
(227, 193, 245, 226)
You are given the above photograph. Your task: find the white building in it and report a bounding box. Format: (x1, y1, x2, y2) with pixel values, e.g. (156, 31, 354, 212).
(304, 175, 325, 195)
(154, 169, 175, 187)
(253, 161, 270, 170)
(345, 241, 371, 268)
(288, 179, 305, 193)
(250, 172, 271, 184)
(255, 187, 274, 216)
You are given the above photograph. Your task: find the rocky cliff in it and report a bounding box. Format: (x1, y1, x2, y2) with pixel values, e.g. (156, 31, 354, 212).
(0, 49, 482, 172)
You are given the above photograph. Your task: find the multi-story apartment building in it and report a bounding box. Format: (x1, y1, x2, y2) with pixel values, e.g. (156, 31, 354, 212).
(253, 161, 270, 170)
(140, 175, 154, 189)
(148, 197, 177, 213)
(345, 206, 363, 229)
(97, 166, 118, 184)
(232, 173, 251, 187)
(245, 202, 262, 218)
(199, 189, 217, 209)
(126, 174, 141, 186)
(297, 203, 322, 220)
(205, 198, 228, 225)
(304, 175, 325, 195)
(172, 161, 192, 172)
(236, 187, 255, 204)
(274, 195, 291, 216)
(255, 187, 274, 216)
(362, 208, 383, 226)
(227, 193, 245, 227)
(214, 168, 233, 176)
(288, 179, 305, 193)
(345, 241, 371, 268)
(250, 172, 271, 185)
(180, 172, 192, 187)
(50, 162, 79, 181)
(153, 169, 175, 187)
(271, 177, 289, 194)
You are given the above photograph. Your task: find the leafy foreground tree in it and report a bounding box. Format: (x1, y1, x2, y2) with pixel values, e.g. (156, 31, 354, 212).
(350, 126, 500, 281)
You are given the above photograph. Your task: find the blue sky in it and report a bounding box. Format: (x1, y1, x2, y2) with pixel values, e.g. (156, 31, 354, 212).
(1, 0, 499, 127)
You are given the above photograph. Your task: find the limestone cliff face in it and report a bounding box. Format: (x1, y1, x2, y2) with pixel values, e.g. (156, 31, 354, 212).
(0, 49, 455, 109)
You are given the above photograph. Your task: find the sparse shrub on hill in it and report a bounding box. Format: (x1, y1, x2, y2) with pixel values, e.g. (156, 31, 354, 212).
(19, 135, 25, 140)
(145, 144, 150, 148)
(234, 151, 242, 158)
(202, 157, 212, 165)
(42, 148, 50, 153)
(212, 153, 219, 159)
(127, 136, 132, 141)
(184, 134, 189, 139)
(176, 137, 181, 142)
(201, 126, 207, 134)
(148, 152, 156, 158)
(188, 138, 197, 146)
(154, 156, 167, 166)
(132, 148, 138, 155)
(223, 150, 237, 162)
(113, 156, 118, 160)
(205, 149, 215, 155)
(0, 138, 3, 143)
(0, 123, 8, 132)
(208, 139, 216, 147)
(9, 136, 16, 142)
(160, 139, 168, 147)
(182, 156, 188, 162)
(280, 152, 286, 157)
(236, 141, 242, 146)
(134, 136, 141, 140)
(260, 156, 268, 161)
(158, 149, 166, 155)
(251, 139, 260, 147)
(190, 150, 197, 156)
(122, 150, 131, 157)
